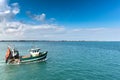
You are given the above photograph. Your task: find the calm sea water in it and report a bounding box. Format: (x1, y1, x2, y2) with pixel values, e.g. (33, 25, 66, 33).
(0, 41, 120, 80)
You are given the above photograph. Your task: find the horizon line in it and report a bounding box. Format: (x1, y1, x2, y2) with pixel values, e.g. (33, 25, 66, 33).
(0, 40, 120, 42)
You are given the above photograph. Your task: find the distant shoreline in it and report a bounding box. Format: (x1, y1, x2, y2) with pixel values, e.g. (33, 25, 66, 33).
(0, 40, 120, 42)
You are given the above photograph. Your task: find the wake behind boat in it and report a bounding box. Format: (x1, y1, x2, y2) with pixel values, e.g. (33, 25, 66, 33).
(5, 46, 48, 64)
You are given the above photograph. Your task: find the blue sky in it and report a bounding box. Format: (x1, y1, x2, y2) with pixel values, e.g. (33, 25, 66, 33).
(9, 0, 120, 27)
(0, 0, 120, 40)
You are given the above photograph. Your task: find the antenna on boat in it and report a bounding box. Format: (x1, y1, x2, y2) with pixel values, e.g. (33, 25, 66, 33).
(7, 44, 15, 50)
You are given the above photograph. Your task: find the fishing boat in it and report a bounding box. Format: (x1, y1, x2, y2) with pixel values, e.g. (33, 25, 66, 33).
(5, 46, 48, 64)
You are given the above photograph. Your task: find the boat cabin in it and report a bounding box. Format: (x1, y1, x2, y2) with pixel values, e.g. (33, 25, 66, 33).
(30, 48, 40, 57)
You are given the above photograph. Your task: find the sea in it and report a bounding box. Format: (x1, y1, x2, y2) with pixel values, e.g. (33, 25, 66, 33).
(0, 41, 120, 80)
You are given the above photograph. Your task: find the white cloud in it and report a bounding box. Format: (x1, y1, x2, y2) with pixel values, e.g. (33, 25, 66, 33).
(27, 12, 56, 24)
(0, 0, 21, 38)
(0, 20, 66, 40)
(34, 13, 46, 22)
(62, 28, 120, 41)
(26, 12, 46, 22)
(0, 21, 24, 38)
(5, 22, 23, 34)
(0, 0, 120, 41)
(72, 28, 105, 32)
(23, 24, 66, 39)
(0, 0, 20, 22)
(0, 0, 65, 40)
(1, 18, 120, 41)
(11, 3, 20, 15)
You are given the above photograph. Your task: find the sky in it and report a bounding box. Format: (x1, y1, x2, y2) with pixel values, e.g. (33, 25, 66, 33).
(0, 0, 120, 41)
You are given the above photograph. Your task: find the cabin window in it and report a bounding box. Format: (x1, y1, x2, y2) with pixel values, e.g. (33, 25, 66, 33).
(37, 49, 39, 52)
